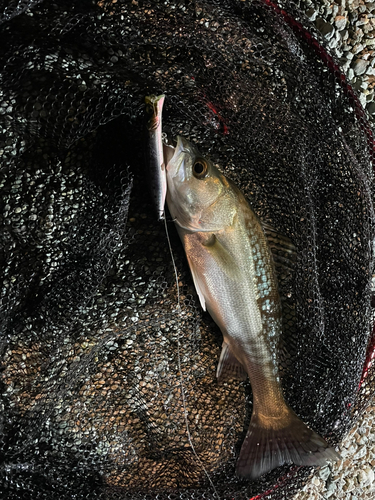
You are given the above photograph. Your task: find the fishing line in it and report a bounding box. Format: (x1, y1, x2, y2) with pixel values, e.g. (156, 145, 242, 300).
(163, 214, 220, 500)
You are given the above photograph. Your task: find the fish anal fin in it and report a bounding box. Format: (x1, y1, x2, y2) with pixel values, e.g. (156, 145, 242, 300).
(236, 408, 340, 480)
(216, 342, 247, 382)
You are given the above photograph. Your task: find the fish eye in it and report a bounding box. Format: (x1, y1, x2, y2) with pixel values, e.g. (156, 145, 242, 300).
(193, 159, 208, 179)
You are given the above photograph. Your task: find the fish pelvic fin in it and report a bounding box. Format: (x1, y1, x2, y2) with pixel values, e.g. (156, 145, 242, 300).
(185, 253, 206, 311)
(236, 408, 340, 480)
(216, 342, 247, 382)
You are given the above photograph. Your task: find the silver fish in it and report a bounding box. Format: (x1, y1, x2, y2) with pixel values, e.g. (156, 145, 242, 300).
(145, 94, 167, 220)
(165, 136, 340, 479)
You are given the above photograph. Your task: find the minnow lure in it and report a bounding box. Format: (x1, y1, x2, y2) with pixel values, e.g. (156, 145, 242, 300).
(145, 94, 167, 220)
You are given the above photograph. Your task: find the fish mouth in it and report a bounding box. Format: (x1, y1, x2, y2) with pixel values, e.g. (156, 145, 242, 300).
(165, 136, 189, 182)
(163, 143, 176, 169)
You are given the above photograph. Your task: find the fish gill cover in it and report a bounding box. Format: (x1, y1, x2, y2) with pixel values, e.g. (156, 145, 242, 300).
(0, 0, 374, 499)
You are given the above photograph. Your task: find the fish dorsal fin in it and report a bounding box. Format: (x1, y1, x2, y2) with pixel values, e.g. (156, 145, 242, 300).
(185, 253, 206, 311)
(216, 342, 248, 382)
(261, 221, 297, 276)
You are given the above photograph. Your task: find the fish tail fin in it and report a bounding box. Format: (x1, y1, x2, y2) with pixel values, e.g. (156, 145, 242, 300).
(236, 408, 340, 479)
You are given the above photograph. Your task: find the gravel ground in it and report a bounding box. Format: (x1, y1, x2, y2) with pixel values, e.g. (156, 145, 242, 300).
(293, 401, 375, 499)
(299, 0, 375, 115)
(292, 0, 375, 498)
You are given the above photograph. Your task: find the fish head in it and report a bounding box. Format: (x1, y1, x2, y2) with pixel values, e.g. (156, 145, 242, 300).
(165, 136, 236, 232)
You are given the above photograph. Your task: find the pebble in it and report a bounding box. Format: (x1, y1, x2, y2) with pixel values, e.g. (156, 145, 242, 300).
(353, 444, 367, 459)
(306, 7, 318, 21)
(335, 15, 347, 29)
(344, 477, 356, 492)
(365, 466, 374, 484)
(312, 476, 321, 486)
(352, 57, 369, 74)
(319, 465, 331, 481)
(316, 17, 335, 39)
(325, 480, 337, 498)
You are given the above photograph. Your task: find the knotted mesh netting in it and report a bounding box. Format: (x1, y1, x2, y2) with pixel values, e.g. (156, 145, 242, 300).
(0, 0, 375, 498)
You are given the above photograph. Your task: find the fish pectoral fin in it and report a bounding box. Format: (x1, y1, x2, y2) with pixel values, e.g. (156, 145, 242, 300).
(201, 233, 241, 282)
(186, 254, 206, 311)
(216, 342, 247, 382)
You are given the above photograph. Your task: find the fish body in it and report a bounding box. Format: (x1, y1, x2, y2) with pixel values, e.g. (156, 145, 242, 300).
(145, 94, 167, 220)
(165, 136, 340, 479)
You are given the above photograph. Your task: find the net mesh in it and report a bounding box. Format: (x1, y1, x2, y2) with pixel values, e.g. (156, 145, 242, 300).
(0, 0, 374, 498)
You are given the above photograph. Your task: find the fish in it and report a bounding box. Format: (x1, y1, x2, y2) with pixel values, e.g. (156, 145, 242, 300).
(145, 94, 167, 220)
(165, 136, 340, 479)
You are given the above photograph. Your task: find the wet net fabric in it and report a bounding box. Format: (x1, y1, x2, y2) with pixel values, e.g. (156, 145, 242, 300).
(0, 0, 374, 498)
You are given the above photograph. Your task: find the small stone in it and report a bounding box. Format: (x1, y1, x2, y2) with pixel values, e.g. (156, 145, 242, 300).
(358, 469, 367, 485)
(346, 51, 354, 61)
(358, 465, 375, 486)
(329, 29, 342, 49)
(350, 11, 359, 23)
(353, 444, 367, 459)
(334, 47, 343, 58)
(354, 79, 364, 91)
(357, 434, 368, 444)
(363, 22, 374, 33)
(305, 8, 318, 21)
(348, 68, 355, 80)
(354, 28, 364, 41)
(359, 3, 367, 12)
(353, 43, 364, 54)
(357, 14, 369, 26)
(335, 15, 347, 30)
(312, 476, 321, 486)
(359, 92, 367, 107)
(341, 29, 349, 41)
(341, 59, 351, 71)
(352, 58, 369, 75)
(343, 477, 355, 492)
(325, 480, 337, 498)
(319, 465, 331, 481)
(315, 18, 335, 40)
